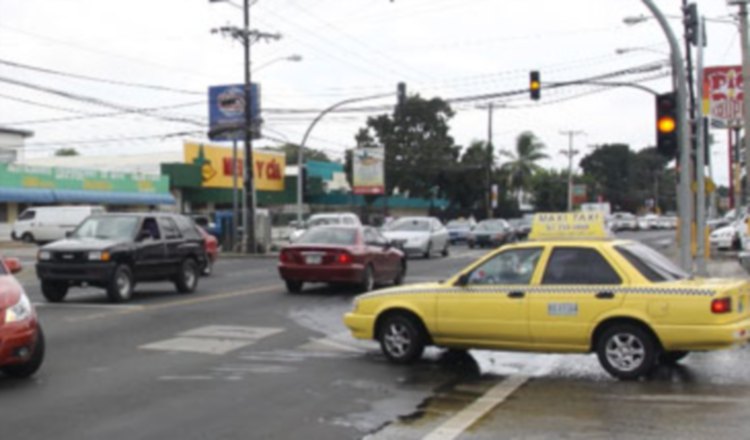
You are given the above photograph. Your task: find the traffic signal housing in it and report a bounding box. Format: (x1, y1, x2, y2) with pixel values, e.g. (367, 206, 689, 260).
(529, 71, 540, 100)
(656, 92, 678, 158)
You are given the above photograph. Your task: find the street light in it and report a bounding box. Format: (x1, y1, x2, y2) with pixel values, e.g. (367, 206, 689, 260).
(252, 54, 303, 73)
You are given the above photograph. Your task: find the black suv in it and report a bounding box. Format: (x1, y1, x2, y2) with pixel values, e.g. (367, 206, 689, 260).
(36, 213, 208, 303)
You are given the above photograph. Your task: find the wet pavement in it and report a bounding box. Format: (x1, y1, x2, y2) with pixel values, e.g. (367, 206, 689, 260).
(2, 231, 750, 439)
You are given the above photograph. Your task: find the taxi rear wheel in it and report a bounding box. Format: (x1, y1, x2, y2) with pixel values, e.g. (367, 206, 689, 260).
(596, 324, 657, 380)
(378, 314, 425, 364)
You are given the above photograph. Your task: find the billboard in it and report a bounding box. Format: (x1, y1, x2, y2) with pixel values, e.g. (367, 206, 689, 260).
(703, 66, 743, 122)
(352, 148, 384, 195)
(208, 84, 261, 141)
(183, 142, 285, 191)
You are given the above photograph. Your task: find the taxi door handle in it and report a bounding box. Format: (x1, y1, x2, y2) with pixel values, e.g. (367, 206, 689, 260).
(508, 291, 525, 299)
(596, 291, 615, 300)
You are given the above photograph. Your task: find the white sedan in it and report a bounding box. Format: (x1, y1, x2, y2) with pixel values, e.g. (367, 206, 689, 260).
(710, 224, 740, 250)
(381, 216, 449, 259)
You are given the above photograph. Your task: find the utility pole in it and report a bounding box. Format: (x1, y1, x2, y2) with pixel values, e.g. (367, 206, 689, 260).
(486, 102, 494, 219)
(211, 0, 281, 253)
(560, 130, 584, 212)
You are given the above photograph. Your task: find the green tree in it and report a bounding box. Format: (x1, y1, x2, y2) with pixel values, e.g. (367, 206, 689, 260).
(579, 144, 636, 211)
(499, 131, 548, 198)
(530, 169, 569, 212)
(356, 94, 459, 198)
(54, 148, 79, 156)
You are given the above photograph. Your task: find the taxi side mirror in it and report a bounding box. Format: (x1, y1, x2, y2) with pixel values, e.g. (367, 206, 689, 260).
(456, 273, 469, 287)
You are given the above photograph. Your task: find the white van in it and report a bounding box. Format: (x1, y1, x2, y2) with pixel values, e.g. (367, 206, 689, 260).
(11, 206, 105, 243)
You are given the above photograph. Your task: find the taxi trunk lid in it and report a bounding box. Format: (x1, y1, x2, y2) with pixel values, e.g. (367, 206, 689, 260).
(663, 278, 750, 325)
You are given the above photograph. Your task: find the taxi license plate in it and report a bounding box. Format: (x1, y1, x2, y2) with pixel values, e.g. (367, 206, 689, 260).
(305, 255, 322, 265)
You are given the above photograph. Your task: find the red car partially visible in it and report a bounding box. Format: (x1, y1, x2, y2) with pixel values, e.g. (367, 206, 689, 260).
(198, 227, 219, 276)
(278, 226, 406, 293)
(0, 257, 44, 378)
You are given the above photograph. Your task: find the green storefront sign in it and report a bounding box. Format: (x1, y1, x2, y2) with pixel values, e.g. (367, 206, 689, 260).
(0, 163, 170, 194)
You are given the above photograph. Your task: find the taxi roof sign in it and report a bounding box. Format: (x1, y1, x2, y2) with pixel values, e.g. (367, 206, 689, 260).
(528, 212, 610, 240)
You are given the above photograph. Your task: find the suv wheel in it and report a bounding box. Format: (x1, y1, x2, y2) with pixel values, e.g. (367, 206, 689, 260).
(107, 265, 134, 303)
(175, 259, 199, 293)
(41, 281, 68, 303)
(596, 324, 657, 380)
(1, 325, 45, 378)
(21, 233, 34, 244)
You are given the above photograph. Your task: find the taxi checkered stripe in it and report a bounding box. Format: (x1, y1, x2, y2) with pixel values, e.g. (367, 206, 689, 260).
(361, 285, 715, 298)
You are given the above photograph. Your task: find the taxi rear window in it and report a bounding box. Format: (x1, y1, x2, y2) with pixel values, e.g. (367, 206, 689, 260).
(614, 242, 688, 282)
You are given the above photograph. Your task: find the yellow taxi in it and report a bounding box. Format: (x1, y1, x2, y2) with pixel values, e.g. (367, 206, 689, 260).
(343, 212, 750, 380)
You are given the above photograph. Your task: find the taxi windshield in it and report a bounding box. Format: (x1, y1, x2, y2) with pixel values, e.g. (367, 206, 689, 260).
(614, 242, 689, 282)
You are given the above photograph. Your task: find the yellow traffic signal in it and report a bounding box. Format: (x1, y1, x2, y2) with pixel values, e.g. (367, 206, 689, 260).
(530, 71, 540, 100)
(657, 116, 676, 133)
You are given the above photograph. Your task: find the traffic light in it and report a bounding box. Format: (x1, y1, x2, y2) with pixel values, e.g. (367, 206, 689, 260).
(397, 82, 406, 107)
(529, 71, 540, 100)
(684, 3, 699, 46)
(656, 92, 678, 158)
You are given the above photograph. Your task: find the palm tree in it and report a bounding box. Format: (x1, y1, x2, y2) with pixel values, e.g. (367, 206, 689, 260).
(499, 132, 548, 200)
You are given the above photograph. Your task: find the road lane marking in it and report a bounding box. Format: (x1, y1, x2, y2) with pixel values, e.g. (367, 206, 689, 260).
(609, 394, 747, 404)
(34, 302, 145, 311)
(141, 325, 284, 355)
(300, 332, 372, 353)
(66, 284, 280, 323)
(421, 375, 530, 440)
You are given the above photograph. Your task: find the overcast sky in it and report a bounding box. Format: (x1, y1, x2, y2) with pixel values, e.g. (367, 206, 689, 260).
(0, 0, 742, 187)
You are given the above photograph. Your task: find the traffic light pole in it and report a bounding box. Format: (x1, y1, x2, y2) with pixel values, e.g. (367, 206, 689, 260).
(695, 16, 707, 276)
(641, 0, 693, 272)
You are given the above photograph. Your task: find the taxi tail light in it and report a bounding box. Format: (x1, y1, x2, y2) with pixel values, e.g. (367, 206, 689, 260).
(711, 297, 732, 314)
(337, 251, 352, 265)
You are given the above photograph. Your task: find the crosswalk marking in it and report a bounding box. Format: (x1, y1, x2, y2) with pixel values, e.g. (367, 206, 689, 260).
(140, 325, 283, 355)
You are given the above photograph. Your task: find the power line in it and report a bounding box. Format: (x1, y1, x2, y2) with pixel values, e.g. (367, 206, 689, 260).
(0, 58, 203, 95)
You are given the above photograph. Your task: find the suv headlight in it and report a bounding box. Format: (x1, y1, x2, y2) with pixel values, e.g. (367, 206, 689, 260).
(38, 250, 51, 261)
(5, 292, 33, 323)
(88, 251, 111, 261)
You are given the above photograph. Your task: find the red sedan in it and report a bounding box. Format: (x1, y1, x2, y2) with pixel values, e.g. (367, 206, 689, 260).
(1, 257, 45, 378)
(278, 226, 406, 293)
(198, 226, 219, 276)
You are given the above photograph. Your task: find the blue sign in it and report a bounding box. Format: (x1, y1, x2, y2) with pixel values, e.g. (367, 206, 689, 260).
(208, 83, 261, 141)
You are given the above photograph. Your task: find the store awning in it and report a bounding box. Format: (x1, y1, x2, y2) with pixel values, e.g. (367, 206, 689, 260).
(52, 190, 175, 205)
(0, 188, 56, 203)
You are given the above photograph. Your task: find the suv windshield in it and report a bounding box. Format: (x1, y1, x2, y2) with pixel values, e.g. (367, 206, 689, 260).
(614, 242, 689, 282)
(73, 216, 139, 240)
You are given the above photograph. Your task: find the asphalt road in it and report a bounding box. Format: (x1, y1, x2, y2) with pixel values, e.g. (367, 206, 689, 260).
(2, 231, 750, 440)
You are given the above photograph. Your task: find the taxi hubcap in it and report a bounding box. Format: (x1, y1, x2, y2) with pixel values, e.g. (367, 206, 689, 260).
(384, 323, 411, 357)
(605, 333, 645, 372)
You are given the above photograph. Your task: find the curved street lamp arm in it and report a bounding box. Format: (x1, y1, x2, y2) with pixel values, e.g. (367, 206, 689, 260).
(296, 92, 394, 223)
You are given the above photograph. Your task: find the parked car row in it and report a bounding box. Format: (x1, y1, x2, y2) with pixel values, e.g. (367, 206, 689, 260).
(607, 212, 677, 231)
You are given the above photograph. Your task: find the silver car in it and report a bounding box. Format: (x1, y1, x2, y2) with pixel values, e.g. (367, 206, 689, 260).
(382, 216, 449, 258)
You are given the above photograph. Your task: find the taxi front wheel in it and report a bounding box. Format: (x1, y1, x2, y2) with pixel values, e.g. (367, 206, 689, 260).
(379, 314, 425, 364)
(596, 324, 657, 380)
